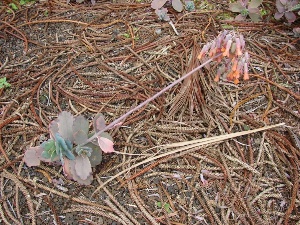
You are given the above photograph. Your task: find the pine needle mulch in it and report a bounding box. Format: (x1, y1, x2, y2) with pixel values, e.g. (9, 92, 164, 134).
(0, 1, 299, 224)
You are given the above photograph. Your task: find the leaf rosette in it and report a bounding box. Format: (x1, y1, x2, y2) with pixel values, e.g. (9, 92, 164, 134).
(24, 111, 114, 185)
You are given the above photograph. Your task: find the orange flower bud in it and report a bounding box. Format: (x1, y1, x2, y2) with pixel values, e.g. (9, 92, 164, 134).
(227, 71, 234, 80)
(233, 69, 240, 79)
(214, 74, 220, 82)
(231, 58, 238, 71)
(223, 40, 232, 57)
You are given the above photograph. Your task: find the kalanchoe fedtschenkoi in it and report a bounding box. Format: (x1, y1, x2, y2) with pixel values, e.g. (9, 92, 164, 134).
(275, 0, 300, 23)
(228, 0, 263, 22)
(198, 31, 250, 84)
(151, 0, 194, 21)
(24, 111, 114, 185)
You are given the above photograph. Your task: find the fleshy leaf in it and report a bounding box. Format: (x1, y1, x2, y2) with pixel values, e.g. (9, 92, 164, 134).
(73, 115, 89, 136)
(66, 158, 93, 185)
(63, 158, 73, 180)
(97, 136, 114, 153)
(249, 10, 261, 22)
(249, 13, 261, 22)
(74, 130, 88, 145)
(229, 2, 245, 12)
(24, 147, 42, 167)
(63, 149, 75, 160)
(100, 132, 113, 141)
(41, 139, 57, 160)
(74, 156, 92, 180)
(276, 0, 285, 13)
(93, 113, 106, 133)
(57, 111, 74, 141)
(76, 173, 93, 185)
(279, 0, 287, 5)
(172, 0, 183, 12)
(285, 11, 296, 23)
(55, 133, 70, 152)
(292, 4, 300, 11)
(248, 7, 259, 14)
(248, 0, 262, 9)
(86, 143, 102, 167)
(274, 12, 284, 20)
(49, 119, 58, 139)
(151, 0, 168, 9)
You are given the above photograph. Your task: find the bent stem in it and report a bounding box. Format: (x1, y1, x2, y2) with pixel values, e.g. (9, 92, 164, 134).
(78, 53, 222, 149)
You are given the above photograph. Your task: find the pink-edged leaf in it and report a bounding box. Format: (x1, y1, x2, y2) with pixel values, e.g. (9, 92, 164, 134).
(151, 0, 168, 9)
(74, 130, 88, 145)
(172, 0, 183, 12)
(73, 115, 89, 135)
(229, 2, 245, 12)
(274, 12, 284, 20)
(67, 158, 93, 185)
(24, 147, 41, 167)
(63, 158, 74, 180)
(249, 0, 262, 9)
(97, 136, 114, 153)
(285, 11, 296, 23)
(93, 113, 106, 132)
(74, 156, 92, 180)
(57, 111, 74, 141)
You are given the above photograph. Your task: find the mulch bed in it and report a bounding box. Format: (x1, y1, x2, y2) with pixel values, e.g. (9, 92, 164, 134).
(0, 1, 299, 224)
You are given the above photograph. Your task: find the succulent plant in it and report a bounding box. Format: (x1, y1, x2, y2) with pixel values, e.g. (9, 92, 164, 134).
(228, 0, 263, 22)
(24, 111, 114, 185)
(151, 0, 195, 21)
(275, 0, 300, 23)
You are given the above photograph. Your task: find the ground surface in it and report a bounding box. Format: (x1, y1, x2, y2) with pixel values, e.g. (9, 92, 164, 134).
(0, 1, 299, 225)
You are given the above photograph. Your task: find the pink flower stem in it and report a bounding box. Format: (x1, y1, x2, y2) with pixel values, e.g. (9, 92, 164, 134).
(80, 53, 221, 147)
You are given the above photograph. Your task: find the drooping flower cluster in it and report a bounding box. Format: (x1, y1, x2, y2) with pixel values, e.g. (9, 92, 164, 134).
(198, 31, 250, 84)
